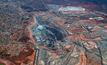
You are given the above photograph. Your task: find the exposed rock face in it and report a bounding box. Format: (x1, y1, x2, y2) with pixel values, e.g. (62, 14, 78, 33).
(32, 11, 107, 65)
(0, 0, 107, 65)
